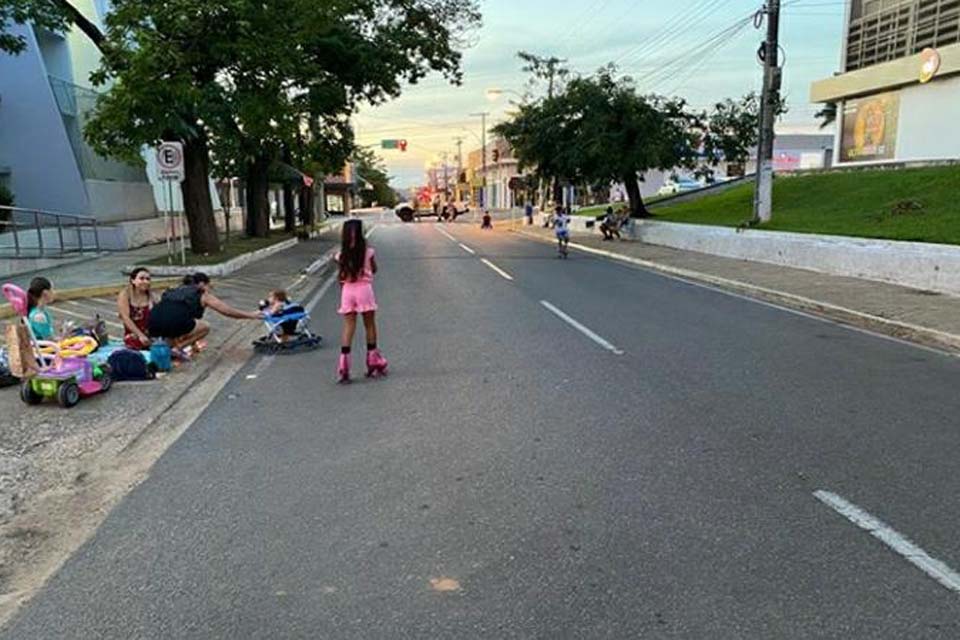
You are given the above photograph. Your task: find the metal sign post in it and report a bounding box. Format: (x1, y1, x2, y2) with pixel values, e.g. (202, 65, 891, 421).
(156, 142, 186, 265)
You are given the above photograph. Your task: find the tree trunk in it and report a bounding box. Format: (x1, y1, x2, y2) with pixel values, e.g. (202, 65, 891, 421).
(303, 186, 317, 229)
(298, 185, 309, 227)
(623, 172, 650, 218)
(245, 158, 271, 238)
(283, 183, 296, 233)
(282, 147, 296, 233)
(552, 178, 563, 209)
(54, 0, 105, 51)
(181, 135, 220, 255)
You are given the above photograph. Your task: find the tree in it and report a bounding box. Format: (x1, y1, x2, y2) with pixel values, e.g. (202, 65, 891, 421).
(0, 0, 104, 55)
(496, 66, 702, 218)
(85, 0, 480, 247)
(701, 92, 788, 177)
(354, 147, 397, 208)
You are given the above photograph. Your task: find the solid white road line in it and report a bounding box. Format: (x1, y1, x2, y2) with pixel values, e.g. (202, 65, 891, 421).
(481, 258, 514, 281)
(539, 300, 624, 355)
(435, 225, 458, 243)
(365, 223, 378, 239)
(458, 243, 476, 255)
(814, 490, 960, 595)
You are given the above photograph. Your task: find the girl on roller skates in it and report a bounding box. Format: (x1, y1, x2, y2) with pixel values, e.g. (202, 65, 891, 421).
(335, 219, 388, 382)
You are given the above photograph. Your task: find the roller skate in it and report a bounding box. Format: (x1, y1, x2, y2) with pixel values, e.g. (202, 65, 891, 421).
(337, 353, 351, 384)
(366, 349, 389, 378)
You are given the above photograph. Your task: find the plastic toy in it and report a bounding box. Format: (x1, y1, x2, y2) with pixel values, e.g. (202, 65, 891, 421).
(253, 303, 321, 354)
(2, 284, 112, 408)
(39, 335, 98, 359)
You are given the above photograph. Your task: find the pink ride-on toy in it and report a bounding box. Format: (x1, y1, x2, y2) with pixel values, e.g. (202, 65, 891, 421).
(2, 284, 112, 408)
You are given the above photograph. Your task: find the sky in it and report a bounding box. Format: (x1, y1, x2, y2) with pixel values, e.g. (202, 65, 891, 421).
(354, 0, 847, 188)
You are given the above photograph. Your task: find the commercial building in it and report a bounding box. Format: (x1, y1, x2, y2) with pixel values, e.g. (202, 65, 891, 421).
(465, 137, 524, 210)
(810, 0, 960, 165)
(0, 2, 158, 221)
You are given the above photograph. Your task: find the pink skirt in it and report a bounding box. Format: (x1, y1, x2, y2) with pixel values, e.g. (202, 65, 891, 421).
(338, 281, 378, 314)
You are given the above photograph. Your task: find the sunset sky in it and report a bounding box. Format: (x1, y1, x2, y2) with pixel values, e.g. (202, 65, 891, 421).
(352, 0, 847, 187)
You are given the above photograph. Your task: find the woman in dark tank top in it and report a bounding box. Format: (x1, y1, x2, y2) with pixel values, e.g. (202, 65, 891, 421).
(148, 272, 261, 355)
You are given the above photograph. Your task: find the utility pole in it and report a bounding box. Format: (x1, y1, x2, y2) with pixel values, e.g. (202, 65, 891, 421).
(441, 152, 449, 201)
(453, 137, 464, 201)
(470, 112, 490, 209)
(753, 0, 781, 223)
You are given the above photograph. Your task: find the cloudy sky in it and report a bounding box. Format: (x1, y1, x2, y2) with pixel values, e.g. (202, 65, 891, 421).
(354, 0, 847, 187)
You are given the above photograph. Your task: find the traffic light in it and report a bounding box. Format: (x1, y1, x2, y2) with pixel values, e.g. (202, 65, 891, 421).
(492, 149, 500, 162)
(399, 139, 408, 152)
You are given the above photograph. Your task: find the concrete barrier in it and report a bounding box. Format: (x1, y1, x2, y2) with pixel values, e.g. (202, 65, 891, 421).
(535, 213, 960, 296)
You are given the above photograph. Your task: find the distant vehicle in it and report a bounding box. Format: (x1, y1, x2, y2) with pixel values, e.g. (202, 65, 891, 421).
(657, 177, 702, 196)
(394, 201, 470, 223)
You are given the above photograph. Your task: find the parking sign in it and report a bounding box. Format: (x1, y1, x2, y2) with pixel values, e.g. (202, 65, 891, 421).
(157, 142, 185, 182)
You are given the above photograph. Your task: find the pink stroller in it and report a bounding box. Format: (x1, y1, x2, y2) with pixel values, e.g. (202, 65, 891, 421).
(2, 284, 111, 408)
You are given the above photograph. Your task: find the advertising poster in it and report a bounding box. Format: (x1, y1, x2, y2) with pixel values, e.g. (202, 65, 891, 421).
(840, 91, 900, 162)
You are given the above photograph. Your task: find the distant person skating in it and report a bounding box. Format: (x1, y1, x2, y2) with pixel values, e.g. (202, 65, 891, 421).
(553, 205, 571, 258)
(335, 219, 388, 382)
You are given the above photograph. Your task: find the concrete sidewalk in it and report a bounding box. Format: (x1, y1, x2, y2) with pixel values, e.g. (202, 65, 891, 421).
(0, 236, 337, 620)
(511, 222, 960, 354)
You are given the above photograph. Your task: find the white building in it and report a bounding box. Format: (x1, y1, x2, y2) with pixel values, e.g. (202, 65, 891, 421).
(810, 0, 960, 166)
(0, 1, 224, 224)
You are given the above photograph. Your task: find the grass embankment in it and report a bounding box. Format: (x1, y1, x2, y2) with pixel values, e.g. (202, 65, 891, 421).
(576, 196, 668, 217)
(651, 165, 960, 245)
(145, 233, 294, 266)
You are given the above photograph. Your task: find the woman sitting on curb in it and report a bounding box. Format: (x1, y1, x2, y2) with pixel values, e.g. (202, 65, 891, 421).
(117, 267, 156, 350)
(148, 272, 261, 358)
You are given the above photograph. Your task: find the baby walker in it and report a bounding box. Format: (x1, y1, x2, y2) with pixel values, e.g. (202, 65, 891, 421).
(2, 284, 112, 408)
(252, 301, 322, 354)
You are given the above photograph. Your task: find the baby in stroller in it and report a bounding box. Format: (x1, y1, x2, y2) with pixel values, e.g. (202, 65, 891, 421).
(253, 289, 321, 353)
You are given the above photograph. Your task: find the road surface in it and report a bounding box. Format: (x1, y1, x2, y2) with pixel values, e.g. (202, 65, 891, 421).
(5, 222, 960, 638)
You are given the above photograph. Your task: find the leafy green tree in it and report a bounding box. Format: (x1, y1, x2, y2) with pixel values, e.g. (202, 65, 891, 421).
(497, 66, 702, 218)
(86, 0, 479, 246)
(701, 92, 787, 177)
(354, 147, 397, 208)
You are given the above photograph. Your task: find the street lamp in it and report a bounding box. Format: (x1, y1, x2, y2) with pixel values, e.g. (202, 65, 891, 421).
(469, 112, 490, 211)
(486, 87, 525, 102)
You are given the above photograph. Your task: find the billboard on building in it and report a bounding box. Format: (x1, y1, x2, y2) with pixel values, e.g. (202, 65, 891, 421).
(840, 91, 900, 162)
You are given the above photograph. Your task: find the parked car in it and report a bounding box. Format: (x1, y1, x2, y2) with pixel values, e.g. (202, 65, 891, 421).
(657, 177, 702, 196)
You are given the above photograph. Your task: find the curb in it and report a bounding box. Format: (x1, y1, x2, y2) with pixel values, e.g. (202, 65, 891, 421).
(515, 229, 960, 355)
(141, 237, 300, 278)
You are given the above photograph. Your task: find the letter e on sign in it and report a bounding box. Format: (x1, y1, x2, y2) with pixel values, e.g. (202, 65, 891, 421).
(157, 142, 185, 182)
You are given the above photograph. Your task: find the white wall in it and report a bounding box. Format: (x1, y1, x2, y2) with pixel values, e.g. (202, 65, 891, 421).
(896, 75, 960, 161)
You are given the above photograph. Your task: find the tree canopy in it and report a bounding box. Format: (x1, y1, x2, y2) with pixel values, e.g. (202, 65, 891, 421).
(81, 0, 479, 249)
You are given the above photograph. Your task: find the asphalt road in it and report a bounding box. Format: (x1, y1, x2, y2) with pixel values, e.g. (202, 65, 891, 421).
(5, 221, 960, 638)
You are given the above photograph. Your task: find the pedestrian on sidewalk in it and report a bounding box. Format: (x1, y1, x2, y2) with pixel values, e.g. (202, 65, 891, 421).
(148, 272, 261, 359)
(117, 267, 156, 350)
(335, 219, 388, 382)
(524, 202, 534, 225)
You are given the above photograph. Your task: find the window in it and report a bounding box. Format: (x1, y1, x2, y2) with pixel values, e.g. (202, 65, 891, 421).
(846, 0, 960, 71)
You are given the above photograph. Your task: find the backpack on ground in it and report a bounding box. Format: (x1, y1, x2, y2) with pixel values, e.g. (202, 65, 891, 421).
(107, 349, 155, 381)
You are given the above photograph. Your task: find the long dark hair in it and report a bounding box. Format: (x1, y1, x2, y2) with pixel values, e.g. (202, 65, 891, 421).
(27, 277, 51, 312)
(338, 219, 366, 282)
(181, 272, 210, 287)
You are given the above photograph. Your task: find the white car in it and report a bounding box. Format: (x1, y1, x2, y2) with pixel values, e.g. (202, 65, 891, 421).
(657, 177, 701, 196)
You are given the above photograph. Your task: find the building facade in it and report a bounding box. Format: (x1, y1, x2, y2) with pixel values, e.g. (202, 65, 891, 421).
(465, 137, 524, 210)
(811, 0, 960, 165)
